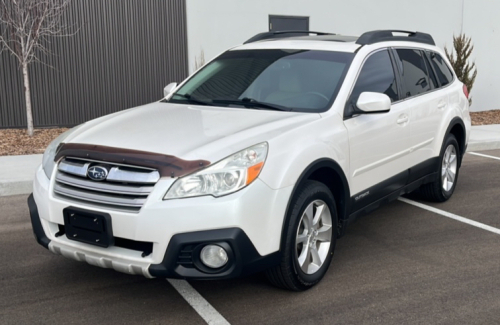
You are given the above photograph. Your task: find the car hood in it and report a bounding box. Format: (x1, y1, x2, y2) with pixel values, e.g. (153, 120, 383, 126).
(64, 101, 320, 162)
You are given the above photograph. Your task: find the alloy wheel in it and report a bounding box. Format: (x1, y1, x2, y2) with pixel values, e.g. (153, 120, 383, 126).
(442, 144, 458, 192)
(295, 200, 333, 275)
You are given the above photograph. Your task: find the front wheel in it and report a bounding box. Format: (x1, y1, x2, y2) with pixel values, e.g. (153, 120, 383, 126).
(420, 134, 461, 202)
(266, 181, 337, 291)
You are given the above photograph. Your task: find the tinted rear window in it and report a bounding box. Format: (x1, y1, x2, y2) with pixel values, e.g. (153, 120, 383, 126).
(429, 52, 454, 87)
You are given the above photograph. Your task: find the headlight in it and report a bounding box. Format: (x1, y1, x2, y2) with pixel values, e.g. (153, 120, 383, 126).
(164, 143, 268, 199)
(42, 126, 82, 179)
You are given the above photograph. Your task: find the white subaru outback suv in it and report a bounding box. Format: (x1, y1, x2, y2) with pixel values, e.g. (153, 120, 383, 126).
(29, 30, 471, 291)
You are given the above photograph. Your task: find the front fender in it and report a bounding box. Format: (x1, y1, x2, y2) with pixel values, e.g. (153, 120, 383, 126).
(259, 113, 350, 191)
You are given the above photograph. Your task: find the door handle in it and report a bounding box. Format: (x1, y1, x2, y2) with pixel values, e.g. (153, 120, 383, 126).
(397, 115, 409, 125)
(437, 101, 447, 109)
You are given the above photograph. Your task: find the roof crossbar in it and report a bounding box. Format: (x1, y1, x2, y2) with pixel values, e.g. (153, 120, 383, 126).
(356, 30, 435, 46)
(244, 31, 336, 44)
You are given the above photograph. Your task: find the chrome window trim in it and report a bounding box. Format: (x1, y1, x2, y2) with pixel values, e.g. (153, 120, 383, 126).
(345, 47, 456, 119)
(422, 49, 456, 87)
(390, 47, 455, 99)
(345, 48, 406, 109)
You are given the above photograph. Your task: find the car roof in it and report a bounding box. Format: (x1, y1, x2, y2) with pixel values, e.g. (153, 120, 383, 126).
(233, 30, 437, 53)
(267, 34, 359, 43)
(233, 37, 362, 53)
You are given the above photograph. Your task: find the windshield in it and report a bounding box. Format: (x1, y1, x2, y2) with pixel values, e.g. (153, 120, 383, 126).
(168, 49, 354, 112)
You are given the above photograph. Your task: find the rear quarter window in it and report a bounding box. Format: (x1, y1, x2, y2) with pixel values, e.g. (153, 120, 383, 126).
(429, 52, 454, 87)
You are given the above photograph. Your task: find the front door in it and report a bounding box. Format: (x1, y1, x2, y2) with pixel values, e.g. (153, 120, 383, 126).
(343, 49, 411, 212)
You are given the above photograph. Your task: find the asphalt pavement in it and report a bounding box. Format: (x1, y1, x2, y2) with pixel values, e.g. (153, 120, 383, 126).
(1, 150, 500, 325)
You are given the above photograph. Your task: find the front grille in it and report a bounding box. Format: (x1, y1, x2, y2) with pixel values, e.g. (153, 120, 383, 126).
(54, 157, 160, 212)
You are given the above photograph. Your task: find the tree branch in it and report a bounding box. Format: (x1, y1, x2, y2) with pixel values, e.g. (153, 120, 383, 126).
(0, 0, 75, 135)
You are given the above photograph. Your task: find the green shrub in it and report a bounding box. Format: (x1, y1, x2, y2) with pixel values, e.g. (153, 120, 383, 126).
(445, 34, 477, 106)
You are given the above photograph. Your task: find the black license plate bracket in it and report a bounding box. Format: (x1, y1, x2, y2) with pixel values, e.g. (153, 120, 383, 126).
(63, 207, 114, 248)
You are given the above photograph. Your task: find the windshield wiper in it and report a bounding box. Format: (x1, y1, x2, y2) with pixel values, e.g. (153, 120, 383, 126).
(212, 97, 292, 111)
(169, 93, 212, 106)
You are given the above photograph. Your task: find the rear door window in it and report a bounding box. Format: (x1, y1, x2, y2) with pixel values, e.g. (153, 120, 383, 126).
(429, 52, 454, 87)
(394, 49, 432, 97)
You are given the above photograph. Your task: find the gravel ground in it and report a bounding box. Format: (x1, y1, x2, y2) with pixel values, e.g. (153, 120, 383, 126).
(0, 128, 68, 156)
(470, 110, 500, 126)
(0, 110, 499, 156)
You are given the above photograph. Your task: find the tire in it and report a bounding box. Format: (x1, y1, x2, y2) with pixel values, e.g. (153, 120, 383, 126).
(266, 180, 338, 291)
(420, 134, 461, 202)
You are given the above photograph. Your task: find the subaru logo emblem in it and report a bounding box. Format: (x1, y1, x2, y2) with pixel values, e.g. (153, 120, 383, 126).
(87, 166, 108, 181)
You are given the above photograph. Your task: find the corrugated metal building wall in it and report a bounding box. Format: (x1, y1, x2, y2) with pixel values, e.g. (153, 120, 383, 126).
(0, 0, 188, 128)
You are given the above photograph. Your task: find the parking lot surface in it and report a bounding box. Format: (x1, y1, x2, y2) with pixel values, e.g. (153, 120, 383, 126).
(1, 150, 500, 324)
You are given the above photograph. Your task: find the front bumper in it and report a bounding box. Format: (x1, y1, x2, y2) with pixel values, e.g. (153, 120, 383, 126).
(148, 228, 280, 279)
(30, 165, 290, 279)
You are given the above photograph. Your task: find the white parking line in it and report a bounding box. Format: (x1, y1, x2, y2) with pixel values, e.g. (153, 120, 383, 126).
(169, 159, 500, 325)
(468, 151, 500, 161)
(399, 197, 500, 235)
(167, 279, 231, 325)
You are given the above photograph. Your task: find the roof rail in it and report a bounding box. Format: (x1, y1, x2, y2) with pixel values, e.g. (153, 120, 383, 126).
(356, 30, 435, 46)
(244, 31, 335, 44)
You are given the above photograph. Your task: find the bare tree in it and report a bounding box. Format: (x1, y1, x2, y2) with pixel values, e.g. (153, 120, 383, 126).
(194, 49, 205, 72)
(0, 0, 72, 136)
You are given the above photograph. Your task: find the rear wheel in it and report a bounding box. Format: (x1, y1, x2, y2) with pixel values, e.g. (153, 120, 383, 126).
(266, 181, 337, 291)
(420, 134, 461, 202)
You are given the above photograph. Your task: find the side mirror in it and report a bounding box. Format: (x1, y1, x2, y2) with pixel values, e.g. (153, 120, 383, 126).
(356, 92, 391, 114)
(164, 82, 178, 98)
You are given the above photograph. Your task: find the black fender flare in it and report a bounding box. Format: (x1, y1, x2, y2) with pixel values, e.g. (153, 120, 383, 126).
(278, 158, 350, 252)
(443, 117, 466, 165)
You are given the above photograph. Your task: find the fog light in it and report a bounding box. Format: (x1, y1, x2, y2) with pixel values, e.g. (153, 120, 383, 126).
(200, 245, 228, 269)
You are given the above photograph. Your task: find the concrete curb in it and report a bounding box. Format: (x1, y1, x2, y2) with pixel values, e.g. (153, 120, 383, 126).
(467, 141, 500, 152)
(466, 124, 500, 152)
(0, 180, 34, 197)
(0, 154, 42, 197)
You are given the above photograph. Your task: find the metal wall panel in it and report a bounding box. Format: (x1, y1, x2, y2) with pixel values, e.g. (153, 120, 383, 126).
(0, 0, 188, 128)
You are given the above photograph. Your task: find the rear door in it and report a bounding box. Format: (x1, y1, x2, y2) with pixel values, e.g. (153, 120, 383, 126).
(344, 49, 411, 212)
(392, 48, 449, 181)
